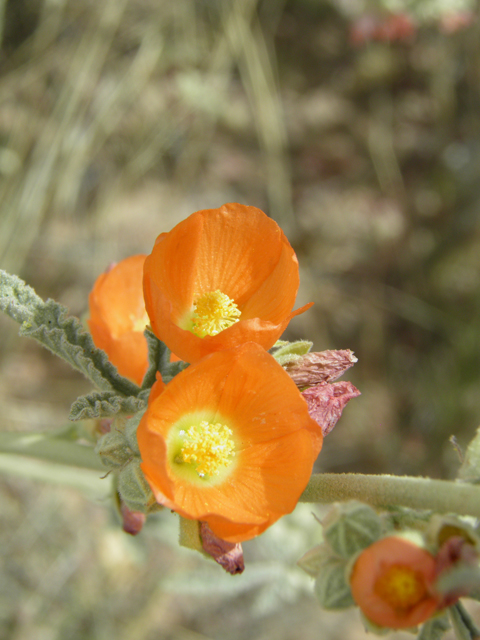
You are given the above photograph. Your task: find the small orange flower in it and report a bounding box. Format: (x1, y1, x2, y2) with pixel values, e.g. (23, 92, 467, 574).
(350, 536, 441, 629)
(137, 342, 323, 543)
(143, 203, 312, 363)
(88, 255, 149, 385)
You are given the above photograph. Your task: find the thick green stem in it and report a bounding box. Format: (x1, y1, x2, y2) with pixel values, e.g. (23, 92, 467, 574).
(301, 473, 480, 518)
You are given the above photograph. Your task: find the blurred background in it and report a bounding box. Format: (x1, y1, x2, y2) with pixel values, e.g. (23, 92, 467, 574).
(1, 0, 480, 638)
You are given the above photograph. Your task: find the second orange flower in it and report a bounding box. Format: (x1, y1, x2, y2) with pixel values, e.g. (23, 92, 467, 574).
(137, 342, 323, 542)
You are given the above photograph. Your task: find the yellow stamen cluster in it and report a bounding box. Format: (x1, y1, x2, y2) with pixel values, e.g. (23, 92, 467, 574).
(191, 290, 241, 338)
(179, 421, 235, 478)
(375, 565, 426, 612)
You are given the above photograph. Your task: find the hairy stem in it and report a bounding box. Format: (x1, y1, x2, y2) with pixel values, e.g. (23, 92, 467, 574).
(301, 473, 480, 518)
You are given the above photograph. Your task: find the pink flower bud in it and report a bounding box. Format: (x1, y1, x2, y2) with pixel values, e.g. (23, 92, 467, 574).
(301, 381, 361, 436)
(200, 522, 244, 574)
(120, 502, 146, 536)
(285, 349, 357, 388)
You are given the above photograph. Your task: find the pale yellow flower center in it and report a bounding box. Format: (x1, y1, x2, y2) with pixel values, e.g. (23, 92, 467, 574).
(178, 420, 236, 478)
(374, 565, 426, 611)
(191, 290, 241, 338)
(130, 309, 149, 333)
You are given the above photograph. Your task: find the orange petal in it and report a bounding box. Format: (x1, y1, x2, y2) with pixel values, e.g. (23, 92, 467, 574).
(90, 255, 147, 335)
(190, 204, 284, 302)
(107, 331, 149, 386)
(215, 343, 322, 448)
(240, 241, 299, 323)
(143, 224, 201, 316)
(88, 255, 149, 385)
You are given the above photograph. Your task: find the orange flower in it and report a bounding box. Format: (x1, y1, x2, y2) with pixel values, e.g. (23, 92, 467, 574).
(137, 342, 323, 543)
(143, 203, 312, 363)
(88, 255, 149, 385)
(350, 536, 441, 629)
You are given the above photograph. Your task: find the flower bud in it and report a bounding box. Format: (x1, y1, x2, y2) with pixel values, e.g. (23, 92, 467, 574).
(302, 381, 361, 436)
(117, 458, 155, 513)
(120, 501, 146, 536)
(95, 428, 132, 468)
(200, 522, 244, 575)
(285, 349, 357, 388)
(349, 535, 441, 629)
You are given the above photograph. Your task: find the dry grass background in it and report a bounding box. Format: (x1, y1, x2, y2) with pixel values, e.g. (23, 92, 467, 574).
(1, 0, 480, 638)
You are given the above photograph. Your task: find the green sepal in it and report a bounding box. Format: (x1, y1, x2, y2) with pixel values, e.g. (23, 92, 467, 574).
(458, 425, 480, 483)
(123, 411, 146, 456)
(387, 505, 444, 532)
(313, 557, 355, 610)
(425, 514, 480, 551)
(449, 602, 480, 640)
(69, 390, 146, 421)
(323, 501, 383, 559)
(179, 516, 204, 554)
(270, 340, 313, 366)
(436, 566, 480, 601)
(417, 615, 450, 640)
(297, 543, 333, 578)
(0, 270, 140, 397)
(117, 457, 156, 514)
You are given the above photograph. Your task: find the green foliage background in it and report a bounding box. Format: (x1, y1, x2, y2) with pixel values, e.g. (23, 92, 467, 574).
(1, 0, 480, 638)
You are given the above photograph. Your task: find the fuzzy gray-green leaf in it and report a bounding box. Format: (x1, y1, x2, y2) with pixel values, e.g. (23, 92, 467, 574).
(297, 543, 333, 577)
(69, 391, 146, 421)
(141, 329, 189, 389)
(141, 329, 169, 389)
(314, 558, 355, 610)
(323, 501, 383, 559)
(1, 270, 140, 396)
(0, 270, 44, 323)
